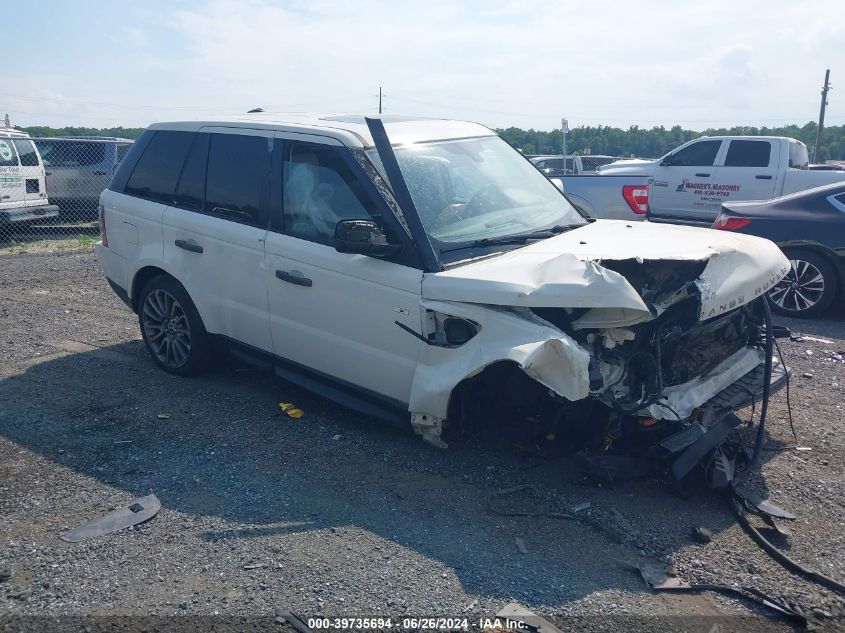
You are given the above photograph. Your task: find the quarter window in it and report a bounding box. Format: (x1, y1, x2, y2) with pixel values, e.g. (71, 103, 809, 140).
(724, 140, 771, 167)
(124, 131, 195, 204)
(204, 134, 268, 225)
(11, 139, 40, 166)
(665, 140, 721, 167)
(283, 143, 380, 242)
(36, 140, 106, 167)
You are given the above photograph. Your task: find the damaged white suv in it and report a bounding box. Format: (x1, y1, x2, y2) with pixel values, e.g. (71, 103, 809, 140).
(96, 114, 790, 487)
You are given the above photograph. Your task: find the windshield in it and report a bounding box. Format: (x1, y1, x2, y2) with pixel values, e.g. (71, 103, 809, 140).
(366, 137, 585, 246)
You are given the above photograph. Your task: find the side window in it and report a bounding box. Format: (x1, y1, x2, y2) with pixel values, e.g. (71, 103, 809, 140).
(124, 131, 195, 203)
(0, 138, 18, 166)
(174, 134, 209, 211)
(666, 140, 721, 167)
(788, 141, 809, 170)
(12, 140, 40, 166)
(724, 140, 771, 167)
(204, 133, 268, 225)
(282, 143, 381, 242)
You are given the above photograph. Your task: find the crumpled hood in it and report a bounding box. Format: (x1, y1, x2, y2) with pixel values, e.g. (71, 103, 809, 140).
(422, 220, 790, 322)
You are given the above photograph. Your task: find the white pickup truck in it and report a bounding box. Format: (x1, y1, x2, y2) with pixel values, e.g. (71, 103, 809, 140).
(598, 136, 845, 225)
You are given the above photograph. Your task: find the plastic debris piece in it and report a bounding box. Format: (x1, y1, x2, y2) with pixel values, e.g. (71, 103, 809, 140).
(514, 537, 529, 554)
(796, 446, 812, 452)
(59, 495, 161, 543)
(331, 434, 341, 441)
(156, 412, 171, 420)
(278, 402, 305, 418)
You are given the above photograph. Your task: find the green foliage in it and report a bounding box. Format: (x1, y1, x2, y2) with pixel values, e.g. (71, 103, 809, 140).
(19, 126, 145, 140)
(497, 121, 845, 162)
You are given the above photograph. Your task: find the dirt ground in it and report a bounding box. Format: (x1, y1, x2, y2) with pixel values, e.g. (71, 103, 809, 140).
(0, 252, 843, 631)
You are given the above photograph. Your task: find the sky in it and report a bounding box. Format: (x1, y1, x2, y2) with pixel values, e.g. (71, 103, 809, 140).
(3, 0, 844, 132)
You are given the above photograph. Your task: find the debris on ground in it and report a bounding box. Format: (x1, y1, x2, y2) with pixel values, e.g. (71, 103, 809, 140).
(514, 537, 529, 554)
(59, 494, 161, 543)
(278, 402, 304, 419)
(274, 608, 313, 632)
(692, 526, 713, 544)
(570, 501, 590, 514)
(496, 602, 563, 633)
(0, 568, 11, 583)
(623, 561, 807, 625)
(156, 412, 171, 420)
(486, 485, 574, 520)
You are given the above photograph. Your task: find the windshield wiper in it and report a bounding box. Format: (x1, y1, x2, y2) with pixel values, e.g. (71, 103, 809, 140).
(440, 223, 585, 254)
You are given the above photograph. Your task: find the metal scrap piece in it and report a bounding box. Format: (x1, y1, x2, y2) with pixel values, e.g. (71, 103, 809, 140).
(59, 495, 161, 543)
(737, 490, 797, 520)
(496, 602, 562, 633)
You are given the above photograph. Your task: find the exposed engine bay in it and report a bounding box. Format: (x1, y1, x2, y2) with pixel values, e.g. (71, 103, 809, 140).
(438, 263, 787, 491)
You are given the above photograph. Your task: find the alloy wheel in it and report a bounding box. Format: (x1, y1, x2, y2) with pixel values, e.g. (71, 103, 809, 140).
(768, 258, 825, 313)
(142, 289, 192, 368)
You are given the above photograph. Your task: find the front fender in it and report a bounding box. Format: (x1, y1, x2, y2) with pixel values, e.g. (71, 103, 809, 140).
(408, 300, 592, 421)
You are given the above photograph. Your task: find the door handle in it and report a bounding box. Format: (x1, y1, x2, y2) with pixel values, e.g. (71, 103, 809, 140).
(276, 270, 312, 287)
(44, 171, 53, 176)
(755, 174, 773, 180)
(175, 239, 203, 254)
(695, 172, 710, 177)
(93, 170, 108, 176)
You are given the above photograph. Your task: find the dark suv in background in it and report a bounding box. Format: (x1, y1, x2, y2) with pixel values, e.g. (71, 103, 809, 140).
(35, 137, 132, 219)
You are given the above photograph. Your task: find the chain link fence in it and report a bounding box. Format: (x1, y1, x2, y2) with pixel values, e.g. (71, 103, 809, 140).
(0, 135, 132, 255)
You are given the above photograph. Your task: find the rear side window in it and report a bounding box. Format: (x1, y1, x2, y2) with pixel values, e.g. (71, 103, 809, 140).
(666, 140, 721, 167)
(124, 131, 195, 204)
(12, 139, 40, 166)
(834, 193, 845, 209)
(0, 139, 17, 166)
(724, 140, 771, 167)
(204, 134, 268, 224)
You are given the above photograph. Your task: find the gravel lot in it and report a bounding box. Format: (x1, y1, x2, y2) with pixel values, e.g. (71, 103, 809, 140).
(1, 252, 843, 630)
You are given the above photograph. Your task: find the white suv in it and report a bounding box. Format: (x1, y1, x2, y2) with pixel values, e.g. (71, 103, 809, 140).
(96, 114, 790, 486)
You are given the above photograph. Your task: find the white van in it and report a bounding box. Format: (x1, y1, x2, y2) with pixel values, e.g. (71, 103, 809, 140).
(0, 128, 59, 223)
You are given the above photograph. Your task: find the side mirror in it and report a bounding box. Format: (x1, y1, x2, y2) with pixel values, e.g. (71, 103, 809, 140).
(334, 219, 402, 257)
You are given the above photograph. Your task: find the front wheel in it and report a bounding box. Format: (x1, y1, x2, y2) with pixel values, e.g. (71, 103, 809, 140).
(138, 275, 212, 375)
(767, 249, 838, 318)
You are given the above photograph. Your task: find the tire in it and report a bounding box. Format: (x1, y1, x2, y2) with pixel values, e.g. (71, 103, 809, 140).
(767, 249, 838, 318)
(137, 275, 212, 375)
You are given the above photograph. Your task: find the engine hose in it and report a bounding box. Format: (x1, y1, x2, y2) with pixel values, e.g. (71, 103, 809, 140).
(750, 298, 773, 466)
(730, 496, 845, 595)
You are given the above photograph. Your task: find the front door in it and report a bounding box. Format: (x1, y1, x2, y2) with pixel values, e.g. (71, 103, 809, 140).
(264, 137, 423, 406)
(651, 138, 724, 223)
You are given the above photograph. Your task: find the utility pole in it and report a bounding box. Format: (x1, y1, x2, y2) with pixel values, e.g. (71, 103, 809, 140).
(379, 86, 383, 114)
(560, 118, 569, 172)
(813, 69, 831, 164)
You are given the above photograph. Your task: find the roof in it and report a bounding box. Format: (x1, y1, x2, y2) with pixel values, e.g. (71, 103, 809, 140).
(0, 128, 30, 138)
(148, 113, 495, 148)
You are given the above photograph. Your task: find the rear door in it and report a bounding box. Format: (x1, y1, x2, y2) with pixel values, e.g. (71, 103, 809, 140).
(9, 138, 48, 208)
(0, 137, 25, 210)
(650, 139, 723, 223)
(162, 128, 273, 353)
(713, 139, 778, 204)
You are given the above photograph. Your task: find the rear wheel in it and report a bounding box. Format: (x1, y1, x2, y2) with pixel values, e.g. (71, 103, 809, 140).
(138, 275, 212, 375)
(767, 249, 838, 318)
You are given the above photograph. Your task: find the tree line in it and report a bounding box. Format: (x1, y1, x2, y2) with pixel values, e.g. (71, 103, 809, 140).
(19, 121, 845, 162)
(497, 121, 845, 161)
